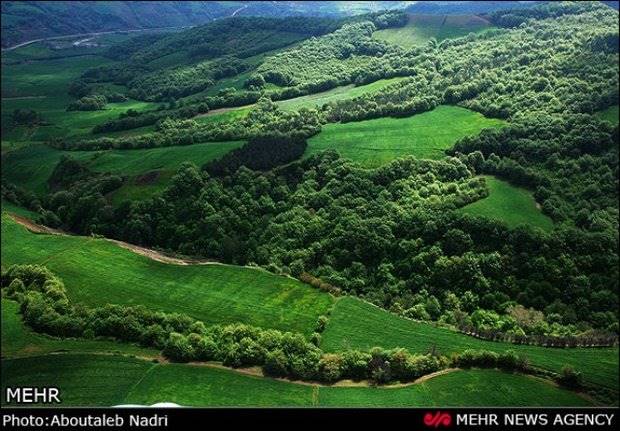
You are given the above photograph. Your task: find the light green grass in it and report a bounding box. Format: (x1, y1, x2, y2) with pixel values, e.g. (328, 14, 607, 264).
(595, 105, 619, 125)
(318, 369, 592, 407)
(321, 297, 619, 389)
(0, 353, 591, 406)
(460, 176, 553, 231)
(1, 354, 155, 406)
(1, 141, 244, 199)
(305, 105, 506, 167)
(1, 214, 333, 336)
(0, 199, 39, 219)
(194, 107, 251, 125)
(1, 299, 158, 359)
(275, 77, 408, 111)
(124, 362, 313, 407)
(374, 14, 494, 48)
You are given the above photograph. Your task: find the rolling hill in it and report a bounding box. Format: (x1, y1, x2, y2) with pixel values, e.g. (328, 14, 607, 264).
(1, 213, 334, 336)
(1, 1, 411, 49)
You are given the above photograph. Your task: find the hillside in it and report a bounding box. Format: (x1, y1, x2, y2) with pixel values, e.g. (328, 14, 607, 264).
(1, 1, 618, 410)
(1, 213, 333, 336)
(1, 1, 411, 49)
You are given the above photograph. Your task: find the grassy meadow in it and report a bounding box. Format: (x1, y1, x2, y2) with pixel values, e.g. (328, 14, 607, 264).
(1, 354, 155, 406)
(1, 353, 592, 407)
(460, 176, 553, 231)
(321, 297, 619, 389)
(275, 77, 408, 111)
(1, 51, 157, 146)
(317, 369, 592, 407)
(305, 105, 506, 166)
(1, 141, 244, 200)
(373, 14, 494, 48)
(0, 213, 334, 336)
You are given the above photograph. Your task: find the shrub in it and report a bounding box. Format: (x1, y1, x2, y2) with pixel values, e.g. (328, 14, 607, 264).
(556, 366, 583, 388)
(315, 315, 329, 333)
(318, 354, 343, 382)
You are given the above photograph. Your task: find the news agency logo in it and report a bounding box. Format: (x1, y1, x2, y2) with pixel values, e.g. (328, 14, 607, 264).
(424, 411, 452, 428)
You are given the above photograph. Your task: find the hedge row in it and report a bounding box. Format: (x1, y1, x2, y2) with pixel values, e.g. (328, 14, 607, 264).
(2, 264, 533, 384)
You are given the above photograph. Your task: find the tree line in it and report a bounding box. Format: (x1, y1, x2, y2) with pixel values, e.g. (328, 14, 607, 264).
(3, 264, 535, 385)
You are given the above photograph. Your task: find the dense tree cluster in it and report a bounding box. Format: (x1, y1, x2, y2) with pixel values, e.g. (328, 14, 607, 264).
(56, 98, 321, 151)
(451, 114, 619, 232)
(10, 108, 44, 126)
(3, 264, 539, 383)
(92, 101, 209, 134)
(78, 3, 617, 137)
(132, 17, 341, 65)
(66, 94, 108, 111)
(127, 57, 248, 101)
(103, 33, 168, 61)
(254, 21, 395, 88)
(36, 157, 123, 232)
(314, 3, 618, 123)
(71, 16, 347, 104)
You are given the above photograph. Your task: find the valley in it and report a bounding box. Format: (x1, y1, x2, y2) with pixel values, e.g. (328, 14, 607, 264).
(1, 0, 618, 410)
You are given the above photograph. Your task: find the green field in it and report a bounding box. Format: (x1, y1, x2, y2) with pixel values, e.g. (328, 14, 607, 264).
(0, 199, 39, 219)
(1, 354, 154, 406)
(275, 77, 408, 111)
(1, 353, 591, 407)
(321, 297, 619, 389)
(194, 107, 251, 125)
(373, 14, 494, 48)
(124, 362, 313, 407)
(595, 105, 619, 125)
(460, 176, 553, 231)
(317, 369, 591, 407)
(1, 53, 157, 145)
(305, 105, 506, 166)
(1, 141, 244, 200)
(1, 299, 157, 359)
(1, 213, 333, 336)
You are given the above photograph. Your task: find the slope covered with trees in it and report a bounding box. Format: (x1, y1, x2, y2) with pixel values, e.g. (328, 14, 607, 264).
(1, 0, 618, 407)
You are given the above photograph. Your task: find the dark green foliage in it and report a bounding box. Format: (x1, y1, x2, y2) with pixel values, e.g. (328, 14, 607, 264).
(203, 135, 307, 177)
(74, 16, 343, 103)
(556, 365, 584, 389)
(489, 1, 603, 28)
(43, 157, 123, 232)
(92, 102, 209, 134)
(64, 98, 320, 151)
(47, 156, 91, 189)
(103, 33, 168, 61)
(11, 109, 43, 126)
(451, 114, 619, 231)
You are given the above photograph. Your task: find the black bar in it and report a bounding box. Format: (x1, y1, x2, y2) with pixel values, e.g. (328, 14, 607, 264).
(0, 407, 618, 430)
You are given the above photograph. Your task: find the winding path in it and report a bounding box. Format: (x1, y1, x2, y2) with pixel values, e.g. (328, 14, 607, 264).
(8, 213, 217, 266)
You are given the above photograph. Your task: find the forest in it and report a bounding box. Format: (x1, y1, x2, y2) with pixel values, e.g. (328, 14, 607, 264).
(1, 0, 618, 408)
(5, 2, 614, 338)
